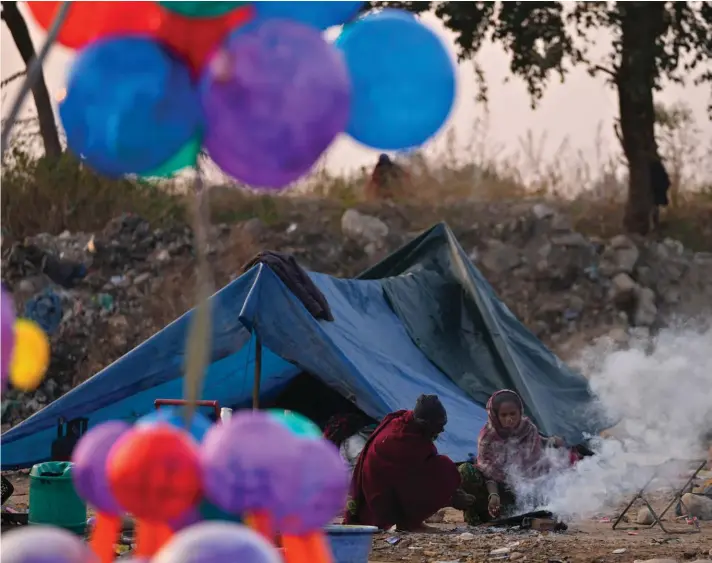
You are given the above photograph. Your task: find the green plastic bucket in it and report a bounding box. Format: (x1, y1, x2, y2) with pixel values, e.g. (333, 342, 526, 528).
(29, 462, 87, 535)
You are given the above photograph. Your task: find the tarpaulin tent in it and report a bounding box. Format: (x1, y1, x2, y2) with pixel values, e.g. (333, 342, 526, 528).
(1, 223, 604, 470)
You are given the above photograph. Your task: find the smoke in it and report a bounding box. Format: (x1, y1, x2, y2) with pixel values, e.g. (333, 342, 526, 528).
(509, 327, 712, 520)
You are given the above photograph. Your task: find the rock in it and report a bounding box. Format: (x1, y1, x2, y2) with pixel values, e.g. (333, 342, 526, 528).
(341, 209, 389, 246)
(241, 217, 267, 239)
(532, 203, 555, 220)
(133, 273, 151, 286)
(551, 232, 589, 247)
(610, 273, 638, 305)
(509, 553, 524, 561)
(481, 240, 521, 274)
(154, 249, 171, 263)
(681, 493, 712, 520)
(633, 287, 657, 327)
(600, 237, 640, 276)
(636, 506, 654, 525)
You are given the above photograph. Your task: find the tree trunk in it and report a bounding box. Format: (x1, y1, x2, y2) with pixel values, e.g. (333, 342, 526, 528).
(616, 3, 664, 235)
(2, 1, 62, 158)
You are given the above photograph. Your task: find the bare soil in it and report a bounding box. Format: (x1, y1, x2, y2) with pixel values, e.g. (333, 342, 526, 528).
(3, 474, 710, 562)
(368, 508, 711, 563)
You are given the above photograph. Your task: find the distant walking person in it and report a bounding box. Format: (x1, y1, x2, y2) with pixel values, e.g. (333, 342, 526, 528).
(365, 153, 408, 201)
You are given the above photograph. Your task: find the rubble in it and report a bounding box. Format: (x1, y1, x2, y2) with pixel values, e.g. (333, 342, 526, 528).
(2, 199, 712, 425)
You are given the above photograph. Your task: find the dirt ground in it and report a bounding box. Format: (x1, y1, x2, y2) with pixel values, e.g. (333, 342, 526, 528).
(3, 474, 711, 562)
(368, 508, 711, 563)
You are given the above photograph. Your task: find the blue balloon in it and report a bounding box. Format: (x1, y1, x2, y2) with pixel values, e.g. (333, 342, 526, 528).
(60, 37, 203, 178)
(137, 407, 213, 442)
(255, 1, 364, 30)
(335, 9, 456, 150)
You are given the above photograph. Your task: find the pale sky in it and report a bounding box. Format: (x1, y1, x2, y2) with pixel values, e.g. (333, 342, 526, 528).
(3, 4, 711, 180)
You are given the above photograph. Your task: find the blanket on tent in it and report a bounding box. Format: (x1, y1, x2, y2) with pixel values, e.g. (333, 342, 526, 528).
(242, 251, 334, 321)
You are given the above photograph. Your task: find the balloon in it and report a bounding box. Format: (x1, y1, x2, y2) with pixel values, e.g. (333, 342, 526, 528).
(1, 287, 16, 390)
(267, 410, 322, 439)
(137, 407, 212, 442)
(9, 319, 49, 392)
(153, 522, 282, 563)
(255, 1, 364, 30)
(202, 20, 351, 189)
(200, 410, 299, 518)
(60, 37, 203, 178)
(1, 525, 96, 563)
(278, 439, 349, 534)
(157, 5, 255, 73)
(335, 9, 456, 150)
(26, 2, 164, 50)
(107, 426, 202, 521)
(160, 1, 247, 18)
(72, 421, 130, 513)
(25, 2, 255, 73)
(141, 137, 201, 179)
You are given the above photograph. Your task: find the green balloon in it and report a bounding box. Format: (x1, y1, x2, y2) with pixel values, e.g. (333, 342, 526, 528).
(268, 409, 322, 439)
(141, 136, 200, 178)
(159, 1, 248, 18)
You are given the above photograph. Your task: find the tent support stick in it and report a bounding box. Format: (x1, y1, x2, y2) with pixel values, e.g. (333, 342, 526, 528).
(252, 332, 262, 409)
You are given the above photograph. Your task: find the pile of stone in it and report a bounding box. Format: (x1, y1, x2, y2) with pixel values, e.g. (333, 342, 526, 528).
(2, 201, 711, 425)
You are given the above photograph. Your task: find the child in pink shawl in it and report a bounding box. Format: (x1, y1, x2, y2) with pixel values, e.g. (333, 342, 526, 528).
(458, 389, 564, 524)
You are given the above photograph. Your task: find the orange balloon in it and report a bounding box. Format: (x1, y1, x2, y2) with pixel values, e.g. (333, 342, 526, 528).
(107, 425, 202, 521)
(156, 4, 255, 74)
(26, 2, 164, 50)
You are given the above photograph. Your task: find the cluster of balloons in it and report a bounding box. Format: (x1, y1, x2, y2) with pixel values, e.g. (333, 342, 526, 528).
(27, 1, 456, 190)
(1, 286, 51, 393)
(3, 408, 347, 563)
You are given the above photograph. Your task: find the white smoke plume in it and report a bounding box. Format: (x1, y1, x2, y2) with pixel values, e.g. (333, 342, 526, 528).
(509, 327, 712, 520)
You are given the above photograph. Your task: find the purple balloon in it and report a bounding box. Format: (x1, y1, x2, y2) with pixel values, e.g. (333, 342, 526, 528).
(2, 526, 97, 563)
(153, 522, 281, 563)
(200, 410, 299, 519)
(72, 420, 130, 514)
(278, 438, 349, 534)
(202, 19, 351, 189)
(1, 286, 16, 390)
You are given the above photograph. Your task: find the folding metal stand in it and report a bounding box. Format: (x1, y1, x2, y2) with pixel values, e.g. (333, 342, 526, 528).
(612, 459, 707, 534)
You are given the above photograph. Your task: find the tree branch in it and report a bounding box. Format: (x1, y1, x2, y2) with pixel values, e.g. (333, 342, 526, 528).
(1, 70, 26, 87)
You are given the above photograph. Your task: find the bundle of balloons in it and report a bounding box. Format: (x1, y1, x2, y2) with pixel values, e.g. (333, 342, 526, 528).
(1, 286, 51, 393)
(27, 1, 456, 189)
(4, 408, 348, 563)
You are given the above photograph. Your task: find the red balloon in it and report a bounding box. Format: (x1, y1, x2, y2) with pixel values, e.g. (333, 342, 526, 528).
(26, 2, 164, 50)
(26, 1, 255, 74)
(107, 425, 203, 521)
(157, 4, 255, 73)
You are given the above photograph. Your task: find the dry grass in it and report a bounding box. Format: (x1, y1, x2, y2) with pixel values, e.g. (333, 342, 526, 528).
(2, 102, 711, 250)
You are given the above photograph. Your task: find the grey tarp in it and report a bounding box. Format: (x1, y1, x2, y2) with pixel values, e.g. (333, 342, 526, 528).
(360, 223, 605, 444)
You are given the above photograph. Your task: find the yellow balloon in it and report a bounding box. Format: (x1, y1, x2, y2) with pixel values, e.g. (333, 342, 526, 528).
(9, 319, 50, 392)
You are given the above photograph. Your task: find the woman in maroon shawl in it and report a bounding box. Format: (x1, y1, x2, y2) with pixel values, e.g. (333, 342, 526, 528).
(344, 394, 474, 531)
(459, 389, 565, 525)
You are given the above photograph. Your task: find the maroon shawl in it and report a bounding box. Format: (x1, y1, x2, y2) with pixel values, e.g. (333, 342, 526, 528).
(344, 410, 460, 530)
(476, 390, 545, 483)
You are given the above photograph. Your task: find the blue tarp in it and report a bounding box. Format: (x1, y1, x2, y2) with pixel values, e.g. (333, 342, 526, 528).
(1, 264, 487, 469)
(2, 223, 604, 470)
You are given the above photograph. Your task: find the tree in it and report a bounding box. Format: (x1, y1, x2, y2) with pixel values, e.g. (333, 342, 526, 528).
(2, 0, 61, 158)
(385, 1, 712, 235)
